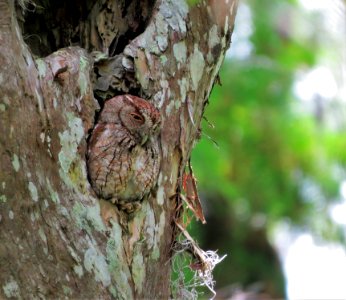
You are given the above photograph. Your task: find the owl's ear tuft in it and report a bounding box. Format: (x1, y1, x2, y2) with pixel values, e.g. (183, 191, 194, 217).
(125, 95, 134, 103)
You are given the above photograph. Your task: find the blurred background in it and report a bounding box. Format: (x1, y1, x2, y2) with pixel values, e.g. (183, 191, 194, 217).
(187, 0, 346, 299)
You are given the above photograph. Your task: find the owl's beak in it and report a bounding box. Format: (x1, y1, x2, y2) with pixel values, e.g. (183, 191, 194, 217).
(140, 135, 149, 146)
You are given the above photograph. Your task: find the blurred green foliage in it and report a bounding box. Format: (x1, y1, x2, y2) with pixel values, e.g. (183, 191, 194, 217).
(186, 0, 200, 6)
(188, 0, 346, 296)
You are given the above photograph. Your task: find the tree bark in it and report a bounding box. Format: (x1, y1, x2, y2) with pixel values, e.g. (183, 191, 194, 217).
(0, 0, 238, 298)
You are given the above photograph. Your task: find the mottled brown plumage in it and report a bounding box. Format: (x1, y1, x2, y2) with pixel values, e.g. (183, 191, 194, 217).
(87, 94, 161, 212)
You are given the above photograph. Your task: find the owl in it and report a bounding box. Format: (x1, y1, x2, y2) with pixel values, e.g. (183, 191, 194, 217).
(87, 94, 161, 212)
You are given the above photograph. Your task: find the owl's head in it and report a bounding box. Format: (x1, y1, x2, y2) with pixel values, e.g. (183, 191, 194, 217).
(100, 95, 161, 145)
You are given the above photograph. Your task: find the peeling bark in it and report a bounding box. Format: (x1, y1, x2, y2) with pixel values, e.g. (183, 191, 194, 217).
(0, 0, 238, 299)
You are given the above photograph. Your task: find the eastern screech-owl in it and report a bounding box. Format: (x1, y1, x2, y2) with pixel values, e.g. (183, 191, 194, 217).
(87, 95, 161, 212)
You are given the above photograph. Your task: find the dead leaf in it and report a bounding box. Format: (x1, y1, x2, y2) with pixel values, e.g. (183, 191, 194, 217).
(181, 160, 206, 224)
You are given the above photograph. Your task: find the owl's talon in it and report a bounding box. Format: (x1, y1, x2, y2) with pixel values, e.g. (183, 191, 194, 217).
(116, 201, 141, 214)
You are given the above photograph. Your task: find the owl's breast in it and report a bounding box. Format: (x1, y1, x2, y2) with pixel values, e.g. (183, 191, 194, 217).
(87, 124, 160, 203)
(120, 142, 160, 201)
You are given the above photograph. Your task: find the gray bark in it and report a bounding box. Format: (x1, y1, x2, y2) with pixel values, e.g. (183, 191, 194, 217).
(0, 0, 238, 298)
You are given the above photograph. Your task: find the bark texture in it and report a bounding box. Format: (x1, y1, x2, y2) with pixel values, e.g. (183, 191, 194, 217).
(0, 0, 238, 298)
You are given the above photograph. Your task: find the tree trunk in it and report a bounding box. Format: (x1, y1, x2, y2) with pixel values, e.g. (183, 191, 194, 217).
(0, 0, 237, 298)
